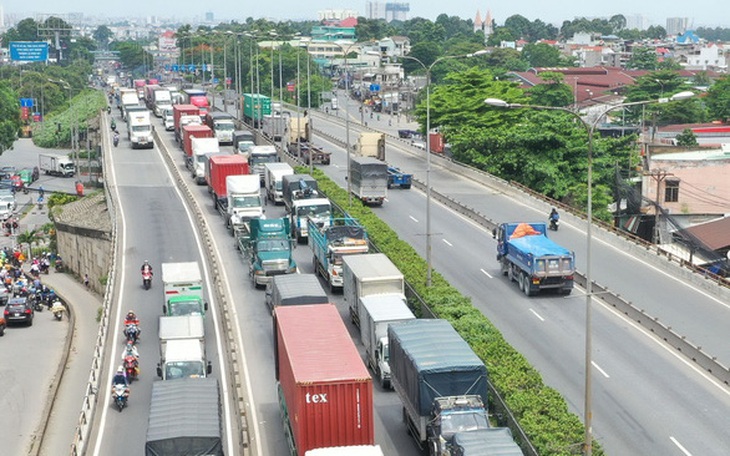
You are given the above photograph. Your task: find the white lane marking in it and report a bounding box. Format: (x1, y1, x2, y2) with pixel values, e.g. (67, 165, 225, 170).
(592, 361, 610, 379)
(442, 239, 452, 247)
(670, 436, 693, 456)
(409, 215, 419, 223)
(529, 308, 545, 322)
(480, 268, 493, 279)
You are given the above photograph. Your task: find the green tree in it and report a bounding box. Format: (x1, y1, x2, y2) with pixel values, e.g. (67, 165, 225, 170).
(521, 42, 563, 67)
(483, 47, 528, 71)
(527, 71, 574, 107)
(706, 75, 730, 122)
(504, 15, 532, 40)
(608, 14, 627, 32)
(0, 82, 20, 154)
(93, 25, 113, 49)
(1, 17, 40, 43)
(674, 128, 698, 146)
(485, 27, 515, 47)
(626, 47, 658, 70)
(646, 25, 667, 39)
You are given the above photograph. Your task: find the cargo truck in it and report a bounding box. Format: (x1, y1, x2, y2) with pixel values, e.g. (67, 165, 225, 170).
(493, 222, 575, 296)
(121, 90, 140, 122)
(265, 274, 328, 314)
(242, 218, 297, 287)
(264, 162, 294, 204)
(156, 338, 211, 380)
(161, 262, 208, 317)
(452, 428, 524, 456)
(207, 154, 249, 212)
(233, 129, 256, 155)
(274, 304, 374, 456)
(359, 294, 415, 388)
(309, 218, 369, 291)
(389, 319, 490, 454)
(350, 157, 388, 206)
(286, 115, 309, 155)
(190, 137, 220, 185)
(127, 109, 154, 149)
(158, 315, 205, 349)
(282, 174, 331, 242)
(243, 93, 271, 127)
(145, 378, 223, 456)
(182, 124, 213, 162)
(181, 88, 210, 120)
(152, 88, 172, 118)
(205, 111, 236, 145)
(173, 104, 200, 143)
(305, 446, 384, 456)
(343, 253, 405, 328)
(262, 114, 288, 142)
(248, 145, 279, 183)
(356, 132, 385, 161)
(38, 154, 75, 177)
(225, 175, 263, 237)
(143, 84, 161, 110)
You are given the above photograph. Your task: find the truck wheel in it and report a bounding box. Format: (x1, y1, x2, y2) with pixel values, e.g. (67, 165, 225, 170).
(517, 273, 524, 292)
(507, 266, 515, 282)
(523, 274, 534, 297)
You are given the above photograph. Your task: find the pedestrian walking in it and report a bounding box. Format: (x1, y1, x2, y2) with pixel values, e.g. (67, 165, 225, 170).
(84, 274, 90, 289)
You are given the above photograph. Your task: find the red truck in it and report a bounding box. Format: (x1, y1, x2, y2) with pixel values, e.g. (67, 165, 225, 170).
(429, 132, 444, 154)
(207, 155, 249, 211)
(182, 125, 214, 161)
(274, 303, 374, 456)
(133, 79, 146, 99)
(173, 104, 200, 144)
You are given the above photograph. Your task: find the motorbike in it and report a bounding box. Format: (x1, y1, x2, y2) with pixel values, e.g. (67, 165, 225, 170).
(55, 258, 64, 272)
(39, 261, 50, 275)
(124, 324, 140, 344)
(124, 355, 139, 382)
(142, 271, 152, 290)
(549, 217, 560, 231)
(51, 302, 65, 321)
(31, 294, 44, 312)
(113, 134, 119, 147)
(112, 383, 129, 412)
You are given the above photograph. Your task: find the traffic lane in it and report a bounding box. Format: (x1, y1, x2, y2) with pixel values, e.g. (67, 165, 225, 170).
(0, 305, 67, 456)
(373, 175, 730, 455)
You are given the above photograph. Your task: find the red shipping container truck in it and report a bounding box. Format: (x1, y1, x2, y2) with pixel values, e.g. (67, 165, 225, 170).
(182, 125, 214, 159)
(428, 132, 444, 154)
(173, 104, 200, 143)
(274, 304, 374, 456)
(207, 155, 249, 209)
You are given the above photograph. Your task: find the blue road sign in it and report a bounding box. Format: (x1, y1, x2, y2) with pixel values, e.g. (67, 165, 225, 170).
(10, 42, 49, 61)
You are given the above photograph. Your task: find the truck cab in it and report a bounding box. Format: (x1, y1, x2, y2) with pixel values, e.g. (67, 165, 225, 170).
(291, 198, 332, 243)
(246, 218, 297, 287)
(427, 396, 490, 456)
(249, 145, 279, 182)
(226, 175, 263, 237)
(164, 295, 208, 317)
(157, 338, 212, 380)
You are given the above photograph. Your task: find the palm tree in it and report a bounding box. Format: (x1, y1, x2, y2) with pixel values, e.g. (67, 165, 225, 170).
(16, 228, 40, 260)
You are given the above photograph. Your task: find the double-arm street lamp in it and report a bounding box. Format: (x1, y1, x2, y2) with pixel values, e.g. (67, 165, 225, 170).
(399, 50, 488, 286)
(485, 89, 694, 456)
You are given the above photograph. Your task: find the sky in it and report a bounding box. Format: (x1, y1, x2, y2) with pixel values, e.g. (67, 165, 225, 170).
(2, 0, 728, 28)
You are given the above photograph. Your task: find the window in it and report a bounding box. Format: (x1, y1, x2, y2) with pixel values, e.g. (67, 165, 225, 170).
(665, 179, 680, 203)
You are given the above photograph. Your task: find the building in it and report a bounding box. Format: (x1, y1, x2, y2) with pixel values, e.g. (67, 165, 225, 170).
(676, 43, 727, 71)
(625, 14, 648, 31)
(366, 1, 409, 22)
(311, 25, 356, 41)
(474, 9, 493, 38)
(318, 9, 358, 21)
(666, 17, 691, 36)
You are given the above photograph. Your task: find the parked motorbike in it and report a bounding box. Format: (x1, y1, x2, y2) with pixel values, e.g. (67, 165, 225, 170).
(142, 271, 152, 290)
(124, 324, 140, 344)
(124, 355, 139, 383)
(549, 218, 560, 231)
(55, 258, 64, 272)
(51, 302, 65, 321)
(112, 383, 129, 412)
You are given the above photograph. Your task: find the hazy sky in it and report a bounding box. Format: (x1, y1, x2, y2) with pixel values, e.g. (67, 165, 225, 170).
(2, 0, 728, 28)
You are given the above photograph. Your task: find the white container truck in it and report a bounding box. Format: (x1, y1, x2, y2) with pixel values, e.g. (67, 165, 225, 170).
(161, 262, 208, 317)
(342, 253, 405, 328)
(127, 109, 154, 149)
(249, 145, 279, 182)
(225, 175, 263, 236)
(38, 154, 75, 177)
(264, 162, 293, 204)
(120, 91, 140, 121)
(153, 88, 173, 118)
(156, 338, 211, 380)
(191, 137, 220, 185)
(358, 293, 415, 388)
(158, 315, 205, 351)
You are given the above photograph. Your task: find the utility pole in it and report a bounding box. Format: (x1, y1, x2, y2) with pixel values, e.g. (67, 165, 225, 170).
(645, 170, 673, 244)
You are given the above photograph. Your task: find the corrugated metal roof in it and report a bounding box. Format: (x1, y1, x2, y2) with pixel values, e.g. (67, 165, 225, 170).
(682, 217, 730, 251)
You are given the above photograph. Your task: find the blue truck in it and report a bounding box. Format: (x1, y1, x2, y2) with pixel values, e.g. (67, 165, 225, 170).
(387, 166, 412, 189)
(493, 222, 574, 296)
(309, 217, 369, 292)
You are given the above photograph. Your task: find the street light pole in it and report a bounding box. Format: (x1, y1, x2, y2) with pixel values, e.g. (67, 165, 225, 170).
(485, 89, 694, 456)
(332, 41, 360, 206)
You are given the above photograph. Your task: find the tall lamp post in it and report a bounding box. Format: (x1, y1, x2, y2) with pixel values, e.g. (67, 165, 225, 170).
(399, 50, 488, 286)
(485, 89, 694, 456)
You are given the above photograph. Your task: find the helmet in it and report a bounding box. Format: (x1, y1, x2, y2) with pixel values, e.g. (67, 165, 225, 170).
(116, 365, 124, 374)
(144, 260, 149, 264)
(126, 310, 136, 318)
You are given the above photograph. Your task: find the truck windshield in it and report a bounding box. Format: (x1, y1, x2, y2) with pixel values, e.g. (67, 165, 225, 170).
(251, 154, 277, 165)
(296, 205, 331, 218)
(439, 412, 489, 439)
(232, 195, 261, 208)
(214, 122, 234, 131)
(257, 239, 290, 252)
(61, 164, 75, 170)
(237, 142, 254, 154)
(132, 125, 151, 133)
(165, 361, 205, 380)
(169, 300, 203, 316)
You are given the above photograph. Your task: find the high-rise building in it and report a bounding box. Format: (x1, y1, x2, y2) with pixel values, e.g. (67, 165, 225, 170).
(205, 11, 214, 23)
(318, 9, 359, 21)
(385, 3, 409, 22)
(666, 17, 691, 36)
(366, 1, 385, 20)
(625, 14, 648, 31)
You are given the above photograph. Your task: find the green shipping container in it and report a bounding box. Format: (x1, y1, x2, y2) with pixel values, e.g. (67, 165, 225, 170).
(243, 93, 271, 121)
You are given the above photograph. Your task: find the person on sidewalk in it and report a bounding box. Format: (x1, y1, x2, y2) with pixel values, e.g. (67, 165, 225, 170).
(84, 274, 90, 289)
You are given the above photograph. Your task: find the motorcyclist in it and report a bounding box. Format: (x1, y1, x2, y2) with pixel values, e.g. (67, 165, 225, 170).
(112, 366, 129, 387)
(110, 119, 117, 131)
(549, 208, 560, 230)
(113, 131, 119, 147)
(124, 310, 140, 328)
(122, 341, 139, 361)
(140, 260, 153, 275)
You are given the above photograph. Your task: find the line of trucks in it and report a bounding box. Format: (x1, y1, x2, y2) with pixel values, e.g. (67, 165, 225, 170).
(261, 251, 523, 456)
(145, 261, 223, 456)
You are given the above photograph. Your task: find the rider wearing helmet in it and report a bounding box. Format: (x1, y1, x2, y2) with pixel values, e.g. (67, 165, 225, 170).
(112, 366, 128, 387)
(141, 260, 153, 275)
(122, 341, 139, 360)
(549, 207, 559, 222)
(124, 310, 140, 327)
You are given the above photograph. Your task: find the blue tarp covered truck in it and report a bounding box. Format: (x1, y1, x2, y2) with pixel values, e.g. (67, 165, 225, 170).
(493, 222, 574, 296)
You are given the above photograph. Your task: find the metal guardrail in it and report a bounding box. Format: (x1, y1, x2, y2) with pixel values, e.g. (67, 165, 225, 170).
(70, 112, 119, 455)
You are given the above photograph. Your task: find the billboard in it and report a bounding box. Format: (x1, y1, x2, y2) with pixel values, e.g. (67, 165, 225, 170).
(10, 42, 49, 61)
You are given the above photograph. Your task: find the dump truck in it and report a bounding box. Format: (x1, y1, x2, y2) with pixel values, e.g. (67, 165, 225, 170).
(207, 154, 249, 213)
(389, 319, 490, 453)
(264, 162, 294, 204)
(493, 222, 575, 296)
(309, 217, 369, 292)
(145, 378, 223, 456)
(356, 132, 385, 161)
(241, 218, 297, 288)
(265, 273, 328, 314)
(452, 428, 524, 456)
(274, 304, 374, 456)
(359, 293, 415, 389)
(343, 253, 405, 328)
(161, 262, 208, 317)
(350, 157, 388, 206)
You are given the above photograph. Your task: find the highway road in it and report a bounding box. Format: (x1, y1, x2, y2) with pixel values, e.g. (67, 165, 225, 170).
(306, 110, 730, 455)
(86, 108, 237, 455)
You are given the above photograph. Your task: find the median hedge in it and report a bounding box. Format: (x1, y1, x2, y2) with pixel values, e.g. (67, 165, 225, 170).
(304, 167, 602, 456)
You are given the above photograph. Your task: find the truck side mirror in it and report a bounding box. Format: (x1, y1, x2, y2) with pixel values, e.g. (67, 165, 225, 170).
(162, 305, 167, 314)
(156, 365, 162, 378)
(491, 228, 497, 239)
(206, 362, 213, 375)
(204, 301, 209, 311)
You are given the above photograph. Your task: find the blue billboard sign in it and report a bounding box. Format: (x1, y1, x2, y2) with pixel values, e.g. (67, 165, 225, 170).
(369, 83, 381, 92)
(9, 42, 49, 61)
(19, 98, 34, 108)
